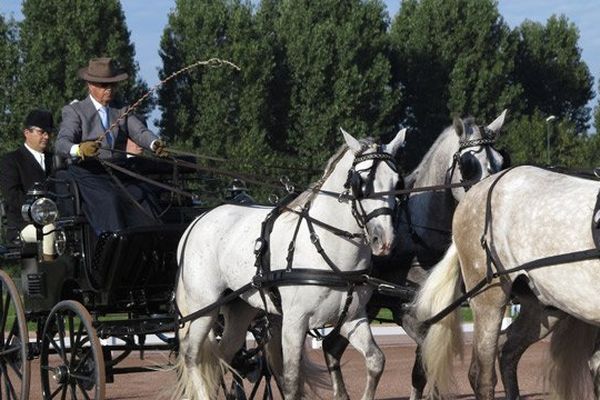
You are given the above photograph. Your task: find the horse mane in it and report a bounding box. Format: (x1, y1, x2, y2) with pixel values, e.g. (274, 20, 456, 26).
(404, 117, 477, 185)
(286, 137, 375, 210)
(404, 125, 456, 185)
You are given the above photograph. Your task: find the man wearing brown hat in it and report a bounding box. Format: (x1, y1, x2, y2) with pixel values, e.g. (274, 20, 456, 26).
(55, 57, 165, 234)
(55, 57, 166, 159)
(0, 109, 56, 260)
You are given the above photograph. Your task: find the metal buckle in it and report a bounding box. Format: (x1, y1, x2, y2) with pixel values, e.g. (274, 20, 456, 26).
(338, 190, 352, 203)
(280, 176, 295, 193)
(310, 232, 319, 244)
(254, 238, 265, 255)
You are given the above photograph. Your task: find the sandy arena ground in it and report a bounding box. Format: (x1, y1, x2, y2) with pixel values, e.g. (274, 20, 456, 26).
(25, 331, 553, 399)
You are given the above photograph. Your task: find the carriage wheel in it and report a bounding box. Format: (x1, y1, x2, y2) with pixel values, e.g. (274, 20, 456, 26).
(0, 269, 30, 400)
(40, 300, 106, 400)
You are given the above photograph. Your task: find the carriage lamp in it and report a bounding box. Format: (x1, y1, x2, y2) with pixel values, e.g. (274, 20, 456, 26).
(21, 184, 59, 226)
(54, 230, 67, 256)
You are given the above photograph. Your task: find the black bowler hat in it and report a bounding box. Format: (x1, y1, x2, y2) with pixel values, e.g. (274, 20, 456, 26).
(24, 109, 54, 132)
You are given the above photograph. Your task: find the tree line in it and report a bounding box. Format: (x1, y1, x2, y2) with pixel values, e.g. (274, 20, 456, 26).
(1, 0, 600, 189)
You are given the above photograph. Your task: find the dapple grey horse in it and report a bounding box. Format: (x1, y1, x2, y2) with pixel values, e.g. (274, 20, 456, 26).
(415, 165, 600, 400)
(173, 129, 405, 400)
(322, 110, 509, 400)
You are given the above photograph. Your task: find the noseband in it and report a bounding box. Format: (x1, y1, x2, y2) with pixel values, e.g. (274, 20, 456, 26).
(344, 146, 398, 229)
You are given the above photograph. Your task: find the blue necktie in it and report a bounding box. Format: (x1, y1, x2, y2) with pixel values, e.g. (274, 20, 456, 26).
(99, 106, 113, 148)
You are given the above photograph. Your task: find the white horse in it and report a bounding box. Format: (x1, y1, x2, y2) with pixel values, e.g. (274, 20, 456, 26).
(415, 165, 600, 399)
(173, 128, 406, 400)
(322, 110, 509, 400)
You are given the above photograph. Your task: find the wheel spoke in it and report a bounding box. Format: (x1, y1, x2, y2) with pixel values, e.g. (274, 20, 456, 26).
(49, 384, 63, 399)
(72, 350, 92, 374)
(0, 291, 9, 343)
(75, 381, 92, 400)
(0, 346, 21, 358)
(5, 318, 17, 347)
(56, 314, 68, 363)
(0, 366, 5, 400)
(69, 373, 94, 383)
(49, 337, 68, 364)
(5, 373, 17, 400)
(6, 358, 22, 381)
(1, 361, 9, 400)
(68, 315, 76, 366)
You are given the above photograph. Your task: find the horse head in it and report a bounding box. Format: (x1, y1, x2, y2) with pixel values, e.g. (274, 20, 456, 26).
(340, 128, 406, 256)
(448, 109, 509, 201)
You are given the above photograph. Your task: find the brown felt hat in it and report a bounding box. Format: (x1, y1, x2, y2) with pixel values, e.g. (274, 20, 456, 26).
(78, 57, 128, 83)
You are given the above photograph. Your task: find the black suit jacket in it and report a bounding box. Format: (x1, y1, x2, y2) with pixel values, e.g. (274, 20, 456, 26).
(0, 145, 52, 240)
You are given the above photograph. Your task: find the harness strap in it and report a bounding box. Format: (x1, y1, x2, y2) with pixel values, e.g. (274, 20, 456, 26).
(253, 268, 368, 288)
(178, 282, 255, 326)
(420, 246, 600, 329)
(363, 207, 393, 222)
(286, 204, 307, 271)
(282, 206, 364, 240)
(305, 217, 343, 274)
(481, 168, 515, 281)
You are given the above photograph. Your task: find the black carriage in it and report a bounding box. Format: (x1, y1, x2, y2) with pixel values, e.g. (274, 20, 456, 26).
(0, 157, 273, 400)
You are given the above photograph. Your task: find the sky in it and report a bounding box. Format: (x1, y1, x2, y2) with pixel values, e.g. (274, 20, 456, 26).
(1, 0, 599, 131)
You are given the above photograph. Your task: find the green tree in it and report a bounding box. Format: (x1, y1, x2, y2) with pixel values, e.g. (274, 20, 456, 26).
(500, 112, 592, 168)
(514, 16, 593, 133)
(275, 0, 400, 172)
(0, 15, 19, 153)
(390, 0, 520, 168)
(158, 0, 286, 199)
(14, 0, 151, 145)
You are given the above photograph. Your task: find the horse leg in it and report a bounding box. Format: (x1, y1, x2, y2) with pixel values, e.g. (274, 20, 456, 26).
(218, 299, 259, 363)
(498, 293, 564, 400)
(408, 346, 426, 400)
(339, 317, 385, 400)
(281, 316, 309, 400)
(322, 332, 351, 400)
(263, 315, 285, 392)
(468, 286, 508, 400)
(400, 307, 426, 400)
(591, 334, 600, 400)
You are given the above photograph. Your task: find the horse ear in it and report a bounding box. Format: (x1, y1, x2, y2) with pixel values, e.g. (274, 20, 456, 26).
(386, 128, 407, 155)
(453, 116, 464, 137)
(341, 127, 362, 153)
(487, 109, 508, 135)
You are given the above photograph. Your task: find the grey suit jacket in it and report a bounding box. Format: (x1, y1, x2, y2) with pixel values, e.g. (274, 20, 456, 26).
(55, 96, 159, 160)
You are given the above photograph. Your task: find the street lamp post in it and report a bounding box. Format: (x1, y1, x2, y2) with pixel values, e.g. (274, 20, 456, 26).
(545, 115, 557, 165)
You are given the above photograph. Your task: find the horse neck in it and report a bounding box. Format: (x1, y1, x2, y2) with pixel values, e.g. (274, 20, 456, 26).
(285, 151, 371, 271)
(310, 151, 362, 233)
(406, 129, 458, 224)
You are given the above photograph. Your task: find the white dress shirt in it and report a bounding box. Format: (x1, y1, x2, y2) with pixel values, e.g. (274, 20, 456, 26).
(24, 143, 45, 171)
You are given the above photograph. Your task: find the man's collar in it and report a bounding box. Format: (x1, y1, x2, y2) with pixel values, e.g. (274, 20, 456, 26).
(24, 142, 44, 156)
(89, 95, 105, 111)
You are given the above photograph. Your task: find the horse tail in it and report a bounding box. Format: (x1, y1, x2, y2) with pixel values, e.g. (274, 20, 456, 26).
(413, 241, 463, 395)
(171, 280, 225, 400)
(301, 344, 330, 395)
(546, 315, 596, 400)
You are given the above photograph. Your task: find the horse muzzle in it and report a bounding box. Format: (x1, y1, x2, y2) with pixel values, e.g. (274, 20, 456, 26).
(369, 226, 395, 256)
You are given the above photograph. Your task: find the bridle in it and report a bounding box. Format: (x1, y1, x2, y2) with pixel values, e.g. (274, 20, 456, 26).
(343, 145, 399, 231)
(448, 126, 499, 192)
